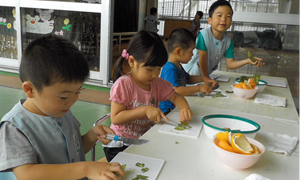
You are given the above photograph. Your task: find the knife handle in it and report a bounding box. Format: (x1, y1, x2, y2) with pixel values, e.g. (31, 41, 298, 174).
(105, 134, 120, 141)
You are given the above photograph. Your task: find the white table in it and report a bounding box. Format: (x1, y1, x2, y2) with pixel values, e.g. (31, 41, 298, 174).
(186, 71, 299, 123)
(124, 71, 299, 180)
(125, 105, 299, 180)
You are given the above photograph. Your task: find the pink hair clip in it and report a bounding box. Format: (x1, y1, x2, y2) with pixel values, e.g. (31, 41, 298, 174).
(122, 49, 130, 60)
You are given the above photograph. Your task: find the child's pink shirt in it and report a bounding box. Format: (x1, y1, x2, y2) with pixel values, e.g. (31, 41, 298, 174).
(110, 74, 175, 139)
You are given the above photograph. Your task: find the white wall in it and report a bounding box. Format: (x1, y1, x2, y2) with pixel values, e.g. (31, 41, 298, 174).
(138, 0, 147, 31)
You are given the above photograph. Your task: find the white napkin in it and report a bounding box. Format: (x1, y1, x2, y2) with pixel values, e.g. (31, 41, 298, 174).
(244, 174, 271, 180)
(255, 131, 298, 156)
(254, 94, 286, 107)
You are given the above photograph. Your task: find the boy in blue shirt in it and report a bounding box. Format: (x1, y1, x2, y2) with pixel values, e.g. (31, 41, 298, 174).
(0, 35, 124, 180)
(159, 28, 217, 114)
(183, 0, 265, 78)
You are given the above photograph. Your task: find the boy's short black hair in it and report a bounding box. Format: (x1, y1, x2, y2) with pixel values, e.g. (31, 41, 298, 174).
(19, 35, 90, 91)
(150, 7, 157, 15)
(209, 0, 233, 18)
(168, 28, 195, 53)
(196, 11, 203, 18)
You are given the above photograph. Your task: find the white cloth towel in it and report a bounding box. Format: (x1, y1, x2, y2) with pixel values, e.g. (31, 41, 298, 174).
(254, 94, 286, 107)
(244, 174, 271, 180)
(255, 131, 298, 156)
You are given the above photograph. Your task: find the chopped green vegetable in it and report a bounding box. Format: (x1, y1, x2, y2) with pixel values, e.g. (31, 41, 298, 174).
(239, 75, 260, 84)
(225, 91, 233, 93)
(181, 121, 191, 128)
(132, 174, 149, 180)
(212, 92, 226, 98)
(248, 51, 257, 62)
(141, 167, 149, 173)
(135, 162, 145, 168)
(239, 75, 248, 83)
(174, 122, 191, 130)
(253, 75, 261, 84)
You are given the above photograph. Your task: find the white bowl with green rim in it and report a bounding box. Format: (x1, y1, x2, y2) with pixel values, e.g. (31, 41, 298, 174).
(202, 114, 260, 141)
(235, 78, 267, 93)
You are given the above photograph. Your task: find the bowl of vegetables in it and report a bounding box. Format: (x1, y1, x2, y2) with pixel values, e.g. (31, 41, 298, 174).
(235, 75, 267, 93)
(231, 84, 258, 99)
(213, 133, 265, 169)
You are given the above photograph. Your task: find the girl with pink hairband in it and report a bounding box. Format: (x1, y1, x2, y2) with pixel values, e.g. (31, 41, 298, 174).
(103, 30, 193, 161)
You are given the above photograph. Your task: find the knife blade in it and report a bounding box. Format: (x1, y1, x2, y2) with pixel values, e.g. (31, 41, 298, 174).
(103, 134, 149, 145)
(161, 118, 180, 127)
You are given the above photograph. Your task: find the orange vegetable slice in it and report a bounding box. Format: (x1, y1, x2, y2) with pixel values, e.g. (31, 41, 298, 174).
(216, 131, 231, 144)
(218, 139, 234, 152)
(231, 133, 253, 155)
(250, 144, 261, 155)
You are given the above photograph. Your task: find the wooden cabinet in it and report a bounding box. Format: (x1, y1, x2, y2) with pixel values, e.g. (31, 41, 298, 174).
(163, 19, 191, 39)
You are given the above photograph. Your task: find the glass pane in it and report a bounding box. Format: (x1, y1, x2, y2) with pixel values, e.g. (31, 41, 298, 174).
(20, 8, 101, 71)
(220, 23, 299, 100)
(29, 0, 102, 4)
(0, 6, 18, 59)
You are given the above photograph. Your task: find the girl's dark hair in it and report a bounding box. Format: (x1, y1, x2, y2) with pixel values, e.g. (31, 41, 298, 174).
(168, 28, 195, 53)
(113, 30, 168, 82)
(19, 35, 89, 91)
(209, 0, 233, 18)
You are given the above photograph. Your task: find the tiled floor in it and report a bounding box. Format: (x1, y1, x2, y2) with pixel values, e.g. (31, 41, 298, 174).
(0, 86, 111, 161)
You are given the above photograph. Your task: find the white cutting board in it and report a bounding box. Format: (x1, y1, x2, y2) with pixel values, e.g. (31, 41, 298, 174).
(159, 112, 203, 138)
(110, 152, 165, 180)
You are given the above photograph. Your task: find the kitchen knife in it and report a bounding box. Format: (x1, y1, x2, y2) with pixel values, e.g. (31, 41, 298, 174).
(103, 134, 149, 145)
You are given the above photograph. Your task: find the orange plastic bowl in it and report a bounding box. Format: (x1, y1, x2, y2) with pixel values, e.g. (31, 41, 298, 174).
(213, 137, 265, 169)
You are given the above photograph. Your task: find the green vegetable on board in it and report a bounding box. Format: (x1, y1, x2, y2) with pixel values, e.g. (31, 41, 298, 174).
(135, 162, 145, 168)
(212, 92, 226, 98)
(174, 122, 192, 131)
(141, 167, 149, 173)
(248, 51, 257, 62)
(132, 174, 149, 180)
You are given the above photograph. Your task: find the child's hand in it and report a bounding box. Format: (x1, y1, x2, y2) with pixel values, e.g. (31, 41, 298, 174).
(179, 108, 193, 122)
(145, 106, 169, 123)
(86, 161, 125, 180)
(94, 125, 116, 145)
(248, 57, 265, 67)
(202, 76, 218, 87)
(198, 84, 212, 95)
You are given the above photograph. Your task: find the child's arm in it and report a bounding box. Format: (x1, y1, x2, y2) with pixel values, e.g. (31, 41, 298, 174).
(111, 101, 170, 125)
(13, 161, 124, 180)
(188, 75, 218, 87)
(226, 57, 265, 69)
(168, 92, 193, 122)
(174, 85, 212, 96)
(199, 49, 210, 78)
(82, 125, 116, 153)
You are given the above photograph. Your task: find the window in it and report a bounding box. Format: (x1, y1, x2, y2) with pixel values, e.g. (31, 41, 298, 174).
(158, 0, 292, 19)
